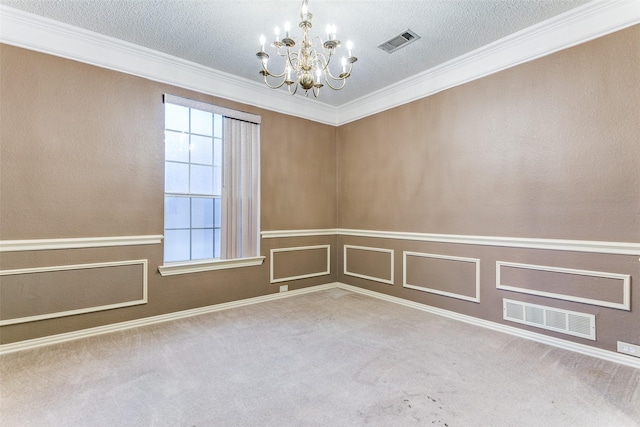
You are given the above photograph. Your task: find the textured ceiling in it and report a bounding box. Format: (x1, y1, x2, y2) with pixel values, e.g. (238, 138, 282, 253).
(1, 0, 591, 106)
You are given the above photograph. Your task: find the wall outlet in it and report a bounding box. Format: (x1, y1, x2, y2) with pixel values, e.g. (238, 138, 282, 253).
(279, 285, 288, 293)
(617, 341, 640, 358)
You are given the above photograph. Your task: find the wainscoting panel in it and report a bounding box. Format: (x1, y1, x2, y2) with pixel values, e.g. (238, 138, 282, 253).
(0, 260, 148, 326)
(343, 245, 394, 285)
(270, 245, 331, 284)
(403, 252, 481, 303)
(496, 261, 631, 310)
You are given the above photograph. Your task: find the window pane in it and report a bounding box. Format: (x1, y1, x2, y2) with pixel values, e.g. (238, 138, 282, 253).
(165, 229, 190, 262)
(191, 135, 213, 165)
(165, 162, 189, 193)
(213, 166, 222, 196)
(191, 109, 213, 136)
(192, 228, 214, 260)
(214, 114, 223, 138)
(165, 104, 189, 132)
(190, 164, 213, 195)
(213, 138, 222, 167)
(214, 198, 221, 228)
(191, 197, 213, 228)
(165, 197, 190, 229)
(214, 228, 221, 258)
(165, 131, 189, 163)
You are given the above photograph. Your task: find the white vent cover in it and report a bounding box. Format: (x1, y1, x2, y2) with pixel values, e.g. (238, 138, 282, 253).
(378, 30, 421, 53)
(503, 299, 596, 340)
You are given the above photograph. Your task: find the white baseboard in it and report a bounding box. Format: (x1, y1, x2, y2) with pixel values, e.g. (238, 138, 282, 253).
(0, 283, 337, 355)
(336, 283, 640, 370)
(2, 281, 638, 370)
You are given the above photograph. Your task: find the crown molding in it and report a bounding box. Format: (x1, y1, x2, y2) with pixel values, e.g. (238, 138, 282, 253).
(0, 5, 338, 125)
(1, 1, 638, 127)
(335, 0, 640, 125)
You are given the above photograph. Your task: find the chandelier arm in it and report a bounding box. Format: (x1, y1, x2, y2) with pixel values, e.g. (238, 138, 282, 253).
(262, 67, 288, 79)
(324, 58, 354, 82)
(322, 76, 347, 91)
(262, 74, 288, 89)
(286, 49, 301, 71)
(314, 51, 330, 71)
(288, 81, 299, 96)
(322, 54, 346, 81)
(324, 67, 342, 81)
(261, 55, 289, 79)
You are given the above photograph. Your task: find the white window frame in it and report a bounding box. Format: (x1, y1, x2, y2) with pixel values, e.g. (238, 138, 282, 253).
(159, 95, 264, 276)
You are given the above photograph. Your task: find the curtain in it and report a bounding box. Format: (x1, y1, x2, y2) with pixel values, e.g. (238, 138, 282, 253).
(221, 118, 260, 259)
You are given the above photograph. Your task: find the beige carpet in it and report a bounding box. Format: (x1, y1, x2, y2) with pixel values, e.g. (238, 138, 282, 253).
(1, 288, 639, 426)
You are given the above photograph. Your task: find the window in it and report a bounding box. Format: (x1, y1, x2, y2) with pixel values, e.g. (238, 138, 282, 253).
(160, 95, 263, 274)
(164, 103, 222, 262)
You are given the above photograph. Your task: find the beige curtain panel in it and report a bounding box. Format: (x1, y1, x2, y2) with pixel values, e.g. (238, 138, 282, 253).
(221, 118, 261, 259)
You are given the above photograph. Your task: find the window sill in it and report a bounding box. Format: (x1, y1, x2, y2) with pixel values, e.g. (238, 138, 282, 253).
(158, 256, 265, 276)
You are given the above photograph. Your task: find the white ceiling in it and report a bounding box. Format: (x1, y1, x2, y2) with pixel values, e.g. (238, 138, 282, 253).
(1, 0, 593, 107)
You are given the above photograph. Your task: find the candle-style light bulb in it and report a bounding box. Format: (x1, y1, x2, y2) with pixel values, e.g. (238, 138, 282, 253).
(259, 35, 266, 51)
(274, 26, 280, 42)
(341, 57, 347, 73)
(284, 22, 291, 38)
(325, 25, 331, 39)
(346, 40, 353, 57)
(315, 68, 322, 81)
(332, 25, 337, 40)
(301, 3, 308, 20)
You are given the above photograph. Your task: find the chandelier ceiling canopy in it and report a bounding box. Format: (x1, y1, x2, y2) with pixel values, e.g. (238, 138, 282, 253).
(256, 0, 357, 98)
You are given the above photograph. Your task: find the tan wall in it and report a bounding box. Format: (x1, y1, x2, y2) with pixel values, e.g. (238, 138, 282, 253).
(337, 26, 640, 242)
(2, 25, 639, 353)
(336, 25, 640, 352)
(0, 44, 337, 343)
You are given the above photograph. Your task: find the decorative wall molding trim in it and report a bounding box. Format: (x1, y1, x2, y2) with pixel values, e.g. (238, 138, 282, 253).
(0, 235, 164, 252)
(158, 256, 265, 276)
(335, 0, 640, 125)
(261, 229, 339, 239)
(496, 261, 631, 311)
(403, 251, 481, 303)
(337, 283, 640, 370)
(264, 228, 640, 255)
(270, 245, 331, 284)
(0, 259, 148, 326)
(2, 281, 638, 369)
(337, 229, 640, 256)
(2, 2, 638, 126)
(0, 282, 339, 355)
(343, 245, 394, 285)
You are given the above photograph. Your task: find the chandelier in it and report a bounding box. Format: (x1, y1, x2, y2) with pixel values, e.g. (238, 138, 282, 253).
(256, 0, 357, 97)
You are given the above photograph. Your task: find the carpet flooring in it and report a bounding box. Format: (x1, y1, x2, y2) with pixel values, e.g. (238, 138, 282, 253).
(1, 288, 639, 426)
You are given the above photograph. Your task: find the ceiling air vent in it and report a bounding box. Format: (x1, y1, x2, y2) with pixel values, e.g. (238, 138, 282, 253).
(378, 29, 421, 54)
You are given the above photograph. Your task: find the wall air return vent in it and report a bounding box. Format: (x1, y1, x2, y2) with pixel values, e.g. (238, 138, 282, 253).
(503, 299, 596, 340)
(378, 30, 421, 53)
